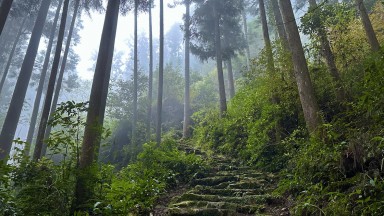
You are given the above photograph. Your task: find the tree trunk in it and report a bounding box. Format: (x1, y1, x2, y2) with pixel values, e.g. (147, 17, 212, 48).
(213, 5, 227, 117)
(33, 0, 69, 161)
(147, 1, 153, 141)
(271, 0, 288, 45)
(25, 0, 63, 157)
(259, 0, 274, 72)
(242, 11, 251, 69)
(226, 59, 235, 99)
(0, 0, 13, 36)
(132, 0, 138, 146)
(183, 0, 191, 139)
(355, 0, 380, 51)
(0, 0, 51, 161)
(309, 0, 346, 102)
(41, 0, 80, 157)
(0, 17, 26, 97)
(73, 0, 120, 211)
(156, 0, 164, 145)
(279, 0, 322, 134)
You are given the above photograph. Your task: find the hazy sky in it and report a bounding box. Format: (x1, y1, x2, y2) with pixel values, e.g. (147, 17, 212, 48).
(75, 0, 185, 79)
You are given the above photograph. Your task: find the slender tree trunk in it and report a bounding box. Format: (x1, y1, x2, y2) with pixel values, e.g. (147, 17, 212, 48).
(0, 0, 13, 36)
(33, 0, 69, 161)
(279, 0, 322, 134)
(73, 0, 120, 211)
(0, 0, 51, 161)
(132, 0, 138, 146)
(213, 5, 227, 117)
(156, 0, 164, 145)
(355, 0, 380, 51)
(226, 59, 235, 99)
(25, 0, 63, 156)
(41, 0, 80, 157)
(79, 0, 119, 168)
(156, 0, 164, 146)
(309, 0, 346, 102)
(259, 0, 274, 72)
(242, 11, 251, 68)
(0, 17, 26, 97)
(260, 0, 281, 141)
(183, 0, 191, 139)
(147, 1, 153, 141)
(271, 0, 288, 45)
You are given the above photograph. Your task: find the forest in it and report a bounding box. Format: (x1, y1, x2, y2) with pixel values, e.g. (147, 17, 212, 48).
(0, 0, 383, 215)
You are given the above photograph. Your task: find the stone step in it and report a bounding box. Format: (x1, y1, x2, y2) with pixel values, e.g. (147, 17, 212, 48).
(170, 201, 265, 215)
(191, 176, 239, 187)
(190, 186, 266, 196)
(174, 193, 281, 205)
(168, 207, 237, 216)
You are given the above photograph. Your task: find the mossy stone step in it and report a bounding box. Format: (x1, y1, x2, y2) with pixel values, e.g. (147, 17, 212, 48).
(168, 207, 236, 216)
(170, 201, 265, 214)
(174, 193, 281, 205)
(227, 179, 266, 189)
(190, 186, 266, 196)
(191, 176, 239, 186)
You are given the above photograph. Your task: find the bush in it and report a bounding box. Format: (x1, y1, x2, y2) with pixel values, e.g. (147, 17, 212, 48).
(96, 137, 206, 215)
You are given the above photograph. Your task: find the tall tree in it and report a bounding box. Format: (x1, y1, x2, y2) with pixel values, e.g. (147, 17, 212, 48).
(355, 0, 380, 51)
(0, 17, 26, 96)
(190, 0, 245, 116)
(183, 0, 191, 138)
(306, 0, 346, 102)
(25, 0, 64, 156)
(146, 1, 153, 141)
(213, 4, 227, 115)
(278, 0, 322, 133)
(259, 0, 274, 72)
(33, 0, 70, 161)
(0, 0, 51, 161)
(222, 31, 235, 99)
(0, 0, 13, 36)
(271, 0, 288, 45)
(73, 0, 120, 210)
(242, 10, 251, 68)
(132, 0, 138, 146)
(156, 0, 164, 144)
(41, 0, 81, 157)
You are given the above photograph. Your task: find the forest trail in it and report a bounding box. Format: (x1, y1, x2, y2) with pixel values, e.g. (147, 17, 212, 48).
(155, 146, 290, 216)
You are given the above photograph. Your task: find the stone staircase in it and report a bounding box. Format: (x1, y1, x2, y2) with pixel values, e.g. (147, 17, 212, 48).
(166, 154, 288, 216)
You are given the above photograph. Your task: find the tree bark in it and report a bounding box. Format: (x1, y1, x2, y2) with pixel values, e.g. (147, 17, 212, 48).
(213, 5, 227, 117)
(183, 0, 191, 138)
(355, 0, 380, 51)
(33, 0, 69, 161)
(132, 0, 138, 146)
(308, 0, 346, 102)
(279, 0, 322, 134)
(41, 0, 80, 157)
(259, 0, 274, 72)
(73, 0, 120, 211)
(271, 0, 288, 45)
(147, 1, 153, 141)
(80, 0, 119, 169)
(0, 0, 13, 36)
(242, 11, 251, 69)
(226, 59, 235, 99)
(0, 17, 26, 97)
(156, 0, 164, 145)
(0, 0, 51, 161)
(25, 0, 63, 157)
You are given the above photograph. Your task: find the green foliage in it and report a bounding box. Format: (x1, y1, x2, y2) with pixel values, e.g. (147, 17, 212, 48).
(95, 137, 206, 215)
(193, 43, 299, 171)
